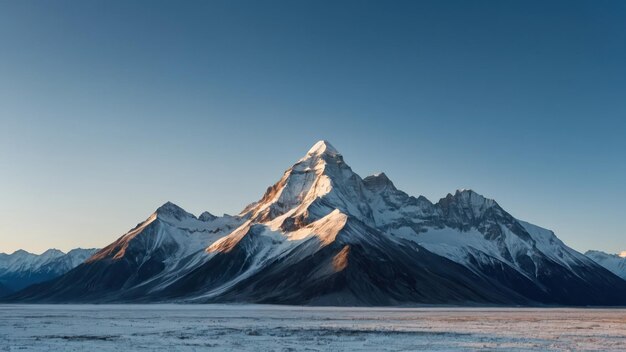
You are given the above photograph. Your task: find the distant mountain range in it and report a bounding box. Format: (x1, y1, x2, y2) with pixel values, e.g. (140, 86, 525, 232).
(585, 250, 626, 280)
(3, 141, 626, 305)
(0, 248, 97, 294)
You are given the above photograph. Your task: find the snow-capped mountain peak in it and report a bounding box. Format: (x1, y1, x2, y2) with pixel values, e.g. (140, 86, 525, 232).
(40, 249, 64, 258)
(305, 140, 340, 158)
(621, 251, 626, 258)
(155, 201, 196, 221)
(363, 172, 397, 192)
(241, 140, 370, 225)
(9, 249, 30, 257)
(199, 211, 217, 222)
(438, 189, 498, 221)
(33, 249, 66, 267)
(88, 201, 242, 265)
(453, 189, 496, 208)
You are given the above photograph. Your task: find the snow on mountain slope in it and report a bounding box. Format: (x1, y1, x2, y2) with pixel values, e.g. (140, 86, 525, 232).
(362, 172, 439, 233)
(187, 141, 626, 305)
(391, 195, 594, 278)
(362, 182, 589, 271)
(7, 140, 626, 306)
(162, 210, 353, 302)
(518, 220, 598, 272)
(0, 248, 98, 291)
(165, 209, 525, 305)
(0, 249, 64, 274)
(372, 187, 624, 304)
(241, 140, 374, 227)
(585, 250, 626, 280)
(9, 202, 243, 302)
(87, 202, 233, 265)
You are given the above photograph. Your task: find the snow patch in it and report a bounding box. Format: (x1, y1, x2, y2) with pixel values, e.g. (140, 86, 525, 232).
(288, 209, 348, 245)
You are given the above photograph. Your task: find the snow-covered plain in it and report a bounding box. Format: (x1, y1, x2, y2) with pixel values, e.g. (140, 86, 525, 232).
(1, 305, 625, 351)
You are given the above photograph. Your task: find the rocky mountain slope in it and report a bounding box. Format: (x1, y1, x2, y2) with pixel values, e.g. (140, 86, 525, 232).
(7, 141, 626, 305)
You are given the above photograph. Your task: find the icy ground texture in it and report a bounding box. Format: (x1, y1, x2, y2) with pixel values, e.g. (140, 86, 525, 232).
(1, 305, 626, 351)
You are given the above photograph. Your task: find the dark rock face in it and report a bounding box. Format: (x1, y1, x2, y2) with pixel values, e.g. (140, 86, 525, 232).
(0, 283, 12, 298)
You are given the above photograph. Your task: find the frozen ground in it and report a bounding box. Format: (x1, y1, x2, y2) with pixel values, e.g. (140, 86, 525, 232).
(1, 305, 625, 351)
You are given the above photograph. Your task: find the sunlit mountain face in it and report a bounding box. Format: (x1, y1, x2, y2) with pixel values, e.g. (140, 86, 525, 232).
(4, 141, 626, 306)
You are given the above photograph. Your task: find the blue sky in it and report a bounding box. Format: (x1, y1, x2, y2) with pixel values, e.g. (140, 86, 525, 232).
(0, 0, 625, 254)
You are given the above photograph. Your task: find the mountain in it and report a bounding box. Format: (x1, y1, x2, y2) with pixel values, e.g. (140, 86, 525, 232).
(0, 248, 98, 291)
(585, 250, 626, 280)
(8, 203, 243, 302)
(7, 141, 626, 305)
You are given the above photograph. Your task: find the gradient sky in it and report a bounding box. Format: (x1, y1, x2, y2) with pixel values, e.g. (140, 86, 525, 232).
(1, 0, 625, 255)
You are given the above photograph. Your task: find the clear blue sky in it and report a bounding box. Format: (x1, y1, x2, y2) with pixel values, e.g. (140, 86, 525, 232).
(1, 0, 624, 254)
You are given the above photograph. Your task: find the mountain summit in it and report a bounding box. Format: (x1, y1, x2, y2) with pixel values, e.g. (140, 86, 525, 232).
(305, 140, 340, 157)
(6, 141, 626, 306)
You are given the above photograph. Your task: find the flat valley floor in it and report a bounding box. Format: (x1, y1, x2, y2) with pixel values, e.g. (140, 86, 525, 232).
(1, 305, 625, 351)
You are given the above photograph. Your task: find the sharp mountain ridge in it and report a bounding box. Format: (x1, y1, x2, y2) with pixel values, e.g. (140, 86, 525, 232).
(6, 141, 626, 306)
